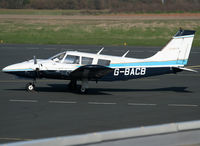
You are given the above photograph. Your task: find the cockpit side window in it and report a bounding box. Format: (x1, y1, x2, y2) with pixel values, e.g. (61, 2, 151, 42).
(81, 57, 93, 65)
(64, 55, 80, 64)
(50, 52, 66, 62)
(97, 59, 110, 66)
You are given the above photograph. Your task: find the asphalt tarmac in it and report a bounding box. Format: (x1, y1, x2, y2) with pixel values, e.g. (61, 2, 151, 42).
(0, 44, 200, 144)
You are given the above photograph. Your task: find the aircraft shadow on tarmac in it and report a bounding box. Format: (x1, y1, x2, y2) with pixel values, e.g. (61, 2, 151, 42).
(6, 84, 192, 95)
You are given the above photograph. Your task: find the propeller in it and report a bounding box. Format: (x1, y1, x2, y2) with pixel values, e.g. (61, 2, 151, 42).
(34, 56, 37, 64)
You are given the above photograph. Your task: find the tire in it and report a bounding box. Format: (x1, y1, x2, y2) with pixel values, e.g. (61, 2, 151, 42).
(80, 87, 87, 94)
(26, 83, 35, 91)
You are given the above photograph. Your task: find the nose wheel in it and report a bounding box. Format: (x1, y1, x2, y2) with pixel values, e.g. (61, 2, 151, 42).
(26, 82, 35, 91)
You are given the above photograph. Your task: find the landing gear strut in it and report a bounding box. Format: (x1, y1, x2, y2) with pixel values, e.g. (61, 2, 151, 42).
(68, 80, 77, 90)
(26, 82, 35, 91)
(80, 79, 88, 93)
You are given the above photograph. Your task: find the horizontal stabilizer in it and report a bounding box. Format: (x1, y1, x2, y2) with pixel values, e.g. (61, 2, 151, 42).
(178, 67, 198, 73)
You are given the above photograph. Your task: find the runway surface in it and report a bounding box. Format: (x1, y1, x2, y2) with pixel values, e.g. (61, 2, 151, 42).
(0, 44, 200, 144)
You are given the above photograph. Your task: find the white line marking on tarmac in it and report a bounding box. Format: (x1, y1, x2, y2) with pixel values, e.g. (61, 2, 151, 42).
(188, 65, 200, 69)
(88, 102, 117, 105)
(9, 99, 38, 103)
(148, 51, 157, 53)
(48, 101, 77, 104)
(134, 51, 144, 53)
(128, 103, 157, 106)
(44, 48, 57, 50)
(8, 100, 199, 108)
(0, 137, 33, 141)
(168, 104, 198, 107)
(192, 52, 200, 53)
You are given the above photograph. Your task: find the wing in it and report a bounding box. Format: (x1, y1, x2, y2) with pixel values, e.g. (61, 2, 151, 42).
(69, 65, 113, 80)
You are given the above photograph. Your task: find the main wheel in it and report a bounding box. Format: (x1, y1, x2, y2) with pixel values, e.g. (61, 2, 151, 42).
(80, 87, 87, 93)
(26, 83, 35, 91)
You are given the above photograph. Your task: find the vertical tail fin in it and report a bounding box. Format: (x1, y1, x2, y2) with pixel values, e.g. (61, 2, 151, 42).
(148, 29, 195, 66)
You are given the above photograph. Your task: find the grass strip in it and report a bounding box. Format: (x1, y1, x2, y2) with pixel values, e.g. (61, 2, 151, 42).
(0, 18, 199, 46)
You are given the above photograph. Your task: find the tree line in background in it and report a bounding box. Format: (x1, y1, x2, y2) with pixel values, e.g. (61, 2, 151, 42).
(1, 0, 200, 13)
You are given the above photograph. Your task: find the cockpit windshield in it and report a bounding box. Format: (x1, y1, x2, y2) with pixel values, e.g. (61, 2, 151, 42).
(49, 52, 66, 62)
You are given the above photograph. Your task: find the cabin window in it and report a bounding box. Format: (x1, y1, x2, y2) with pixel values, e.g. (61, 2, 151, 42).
(97, 59, 110, 66)
(81, 57, 93, 65)
(64, 55, 80, 64)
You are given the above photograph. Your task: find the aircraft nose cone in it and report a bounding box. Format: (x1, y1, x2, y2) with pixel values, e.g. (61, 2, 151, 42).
(2, 64, 15, 72)
(2, 64, 20, 72)
(2, 63, 34, 73)
(2, 66, 9, 72)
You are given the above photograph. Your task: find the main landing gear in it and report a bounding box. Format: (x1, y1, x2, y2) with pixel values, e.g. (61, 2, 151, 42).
(80, 79, 88, 93)
(68, 79, 89, 93)
(26, 82, 35, 91)
(68, 80, 77, 90)
(25, 79, 89, 93)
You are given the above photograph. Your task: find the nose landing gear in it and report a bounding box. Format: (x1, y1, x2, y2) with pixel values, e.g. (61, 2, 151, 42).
(26, 82, 35, 91)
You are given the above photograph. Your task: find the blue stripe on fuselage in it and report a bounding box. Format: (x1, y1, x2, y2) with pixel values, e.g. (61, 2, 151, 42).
(109, 60, 187, 68)
(3, 68, 34, 72)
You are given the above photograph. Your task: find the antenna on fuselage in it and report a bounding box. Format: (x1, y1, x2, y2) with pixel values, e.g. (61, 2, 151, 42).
(97, 47, 104, 55)
(122, 50, 129, 57)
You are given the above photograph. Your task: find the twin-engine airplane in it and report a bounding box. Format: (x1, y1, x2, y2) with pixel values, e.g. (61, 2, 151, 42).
(2, 29, 197, 93)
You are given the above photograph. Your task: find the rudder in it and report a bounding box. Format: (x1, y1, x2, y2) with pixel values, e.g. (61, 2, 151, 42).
(147, 29, 195, 66)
